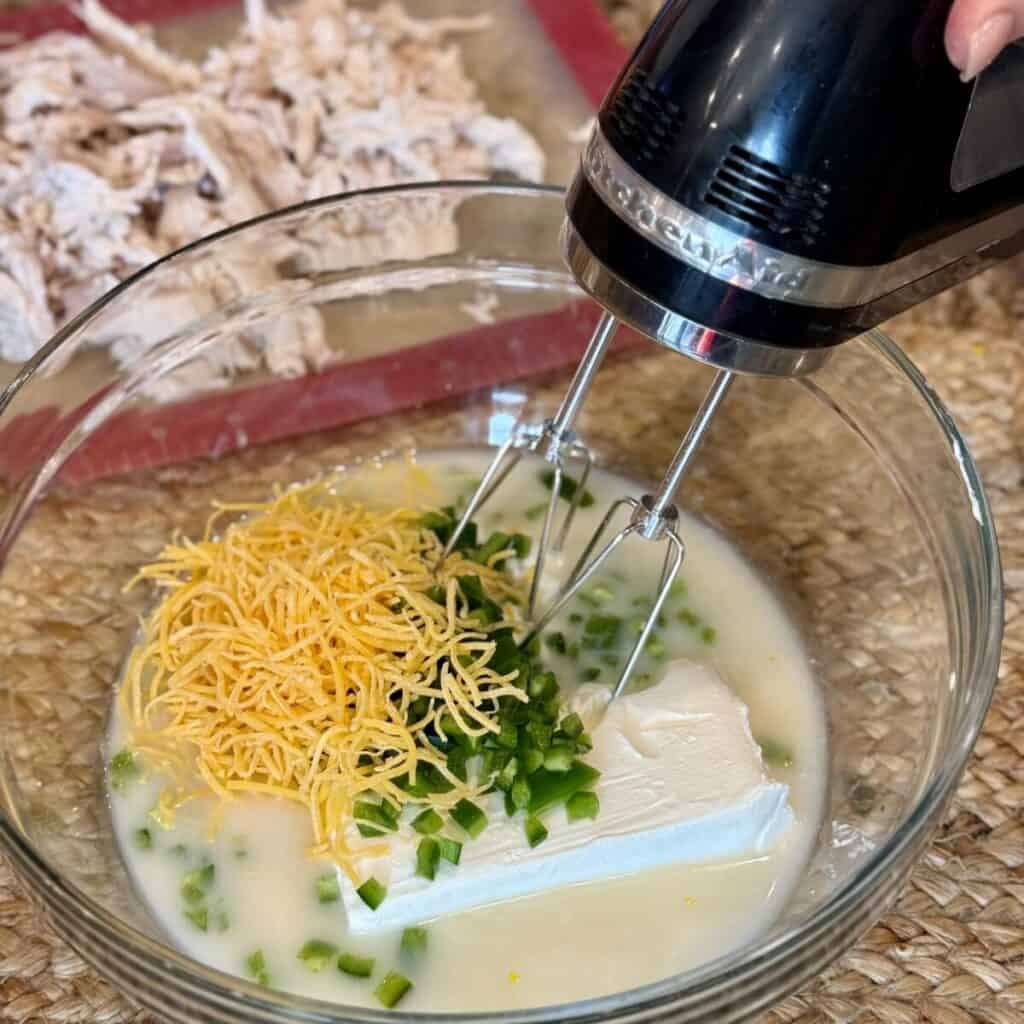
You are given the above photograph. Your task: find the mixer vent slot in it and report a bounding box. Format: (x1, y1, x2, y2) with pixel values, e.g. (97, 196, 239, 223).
(606, 68, 686, 168)
(705, 145, 830, 247)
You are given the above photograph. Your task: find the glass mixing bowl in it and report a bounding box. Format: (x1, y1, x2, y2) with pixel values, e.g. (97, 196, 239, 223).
(0, 184, 1002, 1023)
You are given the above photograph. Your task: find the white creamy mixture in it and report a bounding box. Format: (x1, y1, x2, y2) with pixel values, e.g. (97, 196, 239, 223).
(108, 450, 826, 1012)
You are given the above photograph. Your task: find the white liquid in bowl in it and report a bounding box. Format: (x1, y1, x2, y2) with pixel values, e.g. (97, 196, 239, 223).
(107, 451, 827, 1012)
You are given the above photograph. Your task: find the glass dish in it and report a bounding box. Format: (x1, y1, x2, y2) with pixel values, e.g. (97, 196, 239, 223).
(0, 184, 1002, 1023)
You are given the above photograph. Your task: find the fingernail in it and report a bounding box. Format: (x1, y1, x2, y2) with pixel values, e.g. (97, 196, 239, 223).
(960, 11, 1016, 82)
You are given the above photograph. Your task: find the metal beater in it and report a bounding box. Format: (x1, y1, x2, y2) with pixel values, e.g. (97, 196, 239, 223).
(457, 0, 1024, 697)
(520, 366, 734, 700)
(443, 312, 620, 619)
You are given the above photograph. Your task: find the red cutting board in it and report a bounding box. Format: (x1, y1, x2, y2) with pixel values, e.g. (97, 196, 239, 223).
(0, 0, 630, 486)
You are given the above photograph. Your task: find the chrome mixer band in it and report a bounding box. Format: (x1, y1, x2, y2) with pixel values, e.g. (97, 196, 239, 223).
(581, 126, 1024, 312)
(562, 220, 832, 377)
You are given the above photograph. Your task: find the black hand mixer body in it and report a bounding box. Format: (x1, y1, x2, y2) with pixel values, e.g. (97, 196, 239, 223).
(450, 0, 1024, 700)
(565, 0, 1024, 374)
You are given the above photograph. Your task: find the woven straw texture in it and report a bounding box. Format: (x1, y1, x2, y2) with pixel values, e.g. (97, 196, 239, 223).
(1, 8, 1024, 1024)
(1, 273, 1022, 1024)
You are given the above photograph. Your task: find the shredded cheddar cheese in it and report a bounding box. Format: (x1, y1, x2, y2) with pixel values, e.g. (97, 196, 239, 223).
(121, 477, 528, 877)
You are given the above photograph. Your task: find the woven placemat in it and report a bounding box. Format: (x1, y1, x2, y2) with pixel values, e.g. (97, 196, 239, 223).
(756, 279, 1024, 1024)
(2, 8, 1024, 1024)
(1, 286, 1022, 1024)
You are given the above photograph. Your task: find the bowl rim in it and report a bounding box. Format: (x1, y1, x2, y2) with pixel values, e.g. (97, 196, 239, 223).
(0, 180, 1004, 1023)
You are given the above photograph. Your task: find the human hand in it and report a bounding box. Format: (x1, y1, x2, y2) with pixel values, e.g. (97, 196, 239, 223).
(946, 1, 1024, 81)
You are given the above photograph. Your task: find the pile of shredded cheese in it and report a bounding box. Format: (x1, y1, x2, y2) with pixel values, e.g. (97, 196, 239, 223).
(121, 478, 527, 875)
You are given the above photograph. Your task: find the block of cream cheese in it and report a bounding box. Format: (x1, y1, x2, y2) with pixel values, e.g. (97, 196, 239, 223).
(341, 660, 792, 932)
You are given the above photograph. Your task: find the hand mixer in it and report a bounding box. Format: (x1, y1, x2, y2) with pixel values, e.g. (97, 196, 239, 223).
(451, 0, 1024, 698)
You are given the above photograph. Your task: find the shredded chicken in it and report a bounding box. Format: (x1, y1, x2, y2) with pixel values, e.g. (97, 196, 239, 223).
(0, 0, 545, 399)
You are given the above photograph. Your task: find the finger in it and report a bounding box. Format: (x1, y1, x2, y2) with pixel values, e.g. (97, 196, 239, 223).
(946, 0, 1024, 81)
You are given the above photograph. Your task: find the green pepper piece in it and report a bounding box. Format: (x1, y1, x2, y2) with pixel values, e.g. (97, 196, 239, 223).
(419, 510, 454, 545)
(526, 720, 553, 750)
(181, 863, 215, 904)
(338, 952, 375, 978)
(510, 534, 531, 558)
(298, 939, 338, 972)
(566, 790, 600, 822)
(109, 748, 140, 791)
(583, 613, 622, 649)
(545, 632, 568, 656)
(438, 836, 462, 865)
(354, 801, 398, 832)
(450, 798, 488, 838)
(457, 574, 487, 607)
(185, 906, 208, 931)
(543, 743, 574, 773)
(474, 532, 512, 565)
(416, 837, 441, 881)
(411, 808, 444, 835)
(524, 816, 548, 848)
(496, 756, 519, 791)
(559, 713, 584, 739)
(758, 738, 795, 769)
(245, 949, 270, 986)
(469, 602, 502, 626)
(511, 776, 531, 810)
(489, 629, 522, 676)
(646, 634, 667, 659)
(539, 470, 595, 507)
(356, 877, 386, 910)
(527, 762, 601, 815)
(375, 970, 413, 1008)
(497, 721, 519, 751)
(401, 926, 428, 956)
(317, 873, 340, 904)
(527, 671, 557, 701)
